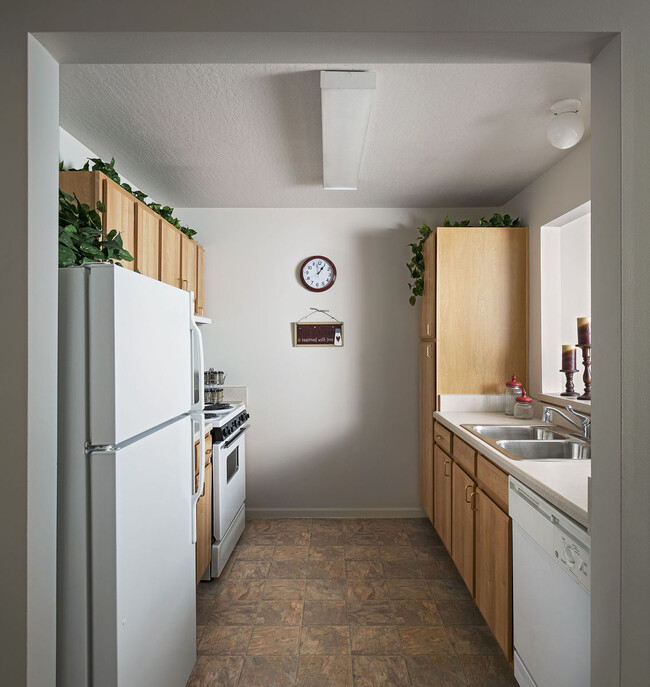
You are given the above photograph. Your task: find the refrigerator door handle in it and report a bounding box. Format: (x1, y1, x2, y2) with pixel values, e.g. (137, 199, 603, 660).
(190, 302, 205, 411)
(190, 412, 206, 544)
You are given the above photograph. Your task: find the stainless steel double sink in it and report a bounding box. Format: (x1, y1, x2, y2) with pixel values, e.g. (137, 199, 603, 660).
(461, 424, 591, 461)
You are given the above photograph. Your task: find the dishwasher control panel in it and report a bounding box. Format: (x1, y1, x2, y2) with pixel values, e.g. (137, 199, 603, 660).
(553, 523, 591, 593)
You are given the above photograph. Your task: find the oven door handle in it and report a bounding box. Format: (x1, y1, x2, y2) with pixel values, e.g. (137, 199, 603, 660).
(223, 425, 249, 449)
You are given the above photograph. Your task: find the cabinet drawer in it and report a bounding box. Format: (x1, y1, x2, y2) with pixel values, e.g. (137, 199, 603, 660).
(476, 454, 509, 511)
(195, 433, 212, 475)
(433, 421, 452, 454)
(453, 436, 476, 476)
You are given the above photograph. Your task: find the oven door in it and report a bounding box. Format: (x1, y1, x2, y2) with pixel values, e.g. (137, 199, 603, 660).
(212, 427, 247, 541)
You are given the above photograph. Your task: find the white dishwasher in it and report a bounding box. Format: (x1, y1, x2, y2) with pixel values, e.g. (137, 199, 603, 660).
(509, 477, 590, 687)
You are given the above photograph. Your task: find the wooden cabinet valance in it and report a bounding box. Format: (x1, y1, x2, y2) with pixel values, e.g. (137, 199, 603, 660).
(60, 170, 206, 315)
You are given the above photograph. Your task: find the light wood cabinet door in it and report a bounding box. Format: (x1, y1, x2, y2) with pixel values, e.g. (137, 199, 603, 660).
(419, 342, 435, 521)
(160, 220, 182, 289)
(451, 462, 476, 595)
(436, 226, 528, 394)
(196, 462, 213, 585)
(180, 235, 198, 308)
(196, 244, 206, 316)
(102, 177, 135, 270)
(475, 488, 512, 660)
(134, 204, 160, 280)
(419, 233, 436, 339)
(433, 446, 452, 552)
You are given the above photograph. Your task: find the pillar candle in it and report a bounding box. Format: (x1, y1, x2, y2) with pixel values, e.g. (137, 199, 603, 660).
(577, 316, 591, 346)
(562, 345, 577, 370)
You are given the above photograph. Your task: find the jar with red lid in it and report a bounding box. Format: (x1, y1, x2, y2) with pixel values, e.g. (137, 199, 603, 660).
(504, 374, 523, 416)
(514, 389, 534, 420)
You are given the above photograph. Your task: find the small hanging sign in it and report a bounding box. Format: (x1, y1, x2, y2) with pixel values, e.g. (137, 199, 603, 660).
(293, 308, 344, 347)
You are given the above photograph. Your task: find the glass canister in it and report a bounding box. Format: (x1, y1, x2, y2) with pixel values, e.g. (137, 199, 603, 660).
(504, 374, 523, 416)
(514, 389, 534, 420)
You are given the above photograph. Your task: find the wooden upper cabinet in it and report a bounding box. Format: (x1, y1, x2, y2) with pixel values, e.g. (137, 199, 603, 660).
(134, 204, 160, 280)
(475, 488, 512, 660)
(159, 220, 182, 289)
(433, 445, 452, 553)
(101, 177, 135, 270)
(436, 226, 528, 394)
(419, 341, 435, 522)
(451, 462, 476, 595)
(419, 233, 436, 340)
(180, 234, 198, 304)
(196, 244, 206, 317)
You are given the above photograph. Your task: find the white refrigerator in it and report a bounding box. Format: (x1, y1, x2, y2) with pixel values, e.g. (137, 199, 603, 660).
(57, 263, 205, 687)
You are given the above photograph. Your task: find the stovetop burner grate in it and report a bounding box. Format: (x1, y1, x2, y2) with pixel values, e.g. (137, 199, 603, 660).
(205, 402, 233, 411)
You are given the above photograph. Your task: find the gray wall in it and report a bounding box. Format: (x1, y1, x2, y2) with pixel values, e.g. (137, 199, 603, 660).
(2, 2, 647, 685)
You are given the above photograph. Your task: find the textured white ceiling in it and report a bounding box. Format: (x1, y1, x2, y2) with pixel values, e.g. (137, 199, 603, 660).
(60, 62, 590, 208)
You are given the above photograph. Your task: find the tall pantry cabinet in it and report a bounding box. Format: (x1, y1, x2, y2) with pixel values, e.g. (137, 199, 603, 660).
(418, 226, 528, 522)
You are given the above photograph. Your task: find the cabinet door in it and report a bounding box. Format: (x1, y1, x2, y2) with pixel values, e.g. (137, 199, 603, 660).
(195, 462, 213, 585)
(196, 244, 206, 316)
(451, 462, 476, 594)
(419, 342, 435, 522)
(433, 446, 452, 552)
(134, 204, 160, 280)
(180, 235, 198, 308)
(475, 488, 512, 660)
(436, 226, 528, 395)
(102, 177, 135, 270)
(160, 221, 182, 289)
(419, 233, 436, 339)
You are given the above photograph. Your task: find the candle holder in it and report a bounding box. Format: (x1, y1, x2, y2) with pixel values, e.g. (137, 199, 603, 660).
(560, 368, 579, 397)
(577, 344, 591, 400)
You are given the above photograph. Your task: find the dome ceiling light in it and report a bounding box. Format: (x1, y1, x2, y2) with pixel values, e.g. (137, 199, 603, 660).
(547, 99, 585, 150)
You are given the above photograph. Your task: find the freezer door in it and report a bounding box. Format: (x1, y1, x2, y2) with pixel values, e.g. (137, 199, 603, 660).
(90, 416, 196, 687)
(88, 263, 193, 446)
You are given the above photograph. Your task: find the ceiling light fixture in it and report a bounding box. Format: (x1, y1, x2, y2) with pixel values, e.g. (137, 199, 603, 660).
(320, 70, 376, 191)
(547, 99, 585, 150)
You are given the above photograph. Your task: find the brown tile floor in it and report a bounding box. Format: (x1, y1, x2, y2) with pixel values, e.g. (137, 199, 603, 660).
(187, 518, 517, 686)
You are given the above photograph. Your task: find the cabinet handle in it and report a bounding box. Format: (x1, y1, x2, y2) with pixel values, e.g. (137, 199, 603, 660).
(205, 449, 211, 457)
(470, 491, 477, 510)
(465, 484, 473, 503)
(427, 323, 432, 336)
(200, 480, 206, 497)
(182, 278, 188, 289)
(435, 434, 444, 441)
(444, 460, 451, 477)
(426, 345, 432, 359)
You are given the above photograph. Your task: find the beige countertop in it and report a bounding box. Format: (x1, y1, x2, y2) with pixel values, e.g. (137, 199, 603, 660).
(433, 410, 590, 528)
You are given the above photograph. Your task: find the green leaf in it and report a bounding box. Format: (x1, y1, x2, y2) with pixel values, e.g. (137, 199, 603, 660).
(409, 295, 416, 307)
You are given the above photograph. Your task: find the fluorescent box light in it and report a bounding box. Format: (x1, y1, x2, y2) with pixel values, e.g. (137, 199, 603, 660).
(320, 71, 376, 191)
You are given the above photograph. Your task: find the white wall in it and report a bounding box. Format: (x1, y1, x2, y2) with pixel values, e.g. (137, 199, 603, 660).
(502, 139, 591, 398)
(540, 208, 591, 392)
(176, 206, 495, 516)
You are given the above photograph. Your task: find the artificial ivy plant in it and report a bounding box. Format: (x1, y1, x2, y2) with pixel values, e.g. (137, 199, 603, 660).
(58, 190, 134, 268)
(407, 213, 522, 306)
(60, 156, 197, 240)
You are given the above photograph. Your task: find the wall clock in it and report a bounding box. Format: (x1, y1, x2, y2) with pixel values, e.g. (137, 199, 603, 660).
(300, 255, 337, 292)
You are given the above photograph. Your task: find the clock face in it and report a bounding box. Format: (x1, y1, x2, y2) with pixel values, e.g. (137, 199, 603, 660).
(300, 256, 337, 292)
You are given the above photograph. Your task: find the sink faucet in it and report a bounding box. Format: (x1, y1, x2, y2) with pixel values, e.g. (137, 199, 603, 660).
(542, 405, 591, 443)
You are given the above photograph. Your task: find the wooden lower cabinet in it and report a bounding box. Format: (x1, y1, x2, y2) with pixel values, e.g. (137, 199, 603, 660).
(433, 446, 452, 552)
(196, 462, 213, 585)
(451, 462, 476, 594)
(475, 488, 512, 660)
(419, 342, 435, 521)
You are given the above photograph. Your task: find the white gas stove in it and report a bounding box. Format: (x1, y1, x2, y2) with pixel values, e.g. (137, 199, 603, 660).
(202, 402, 249, 578)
